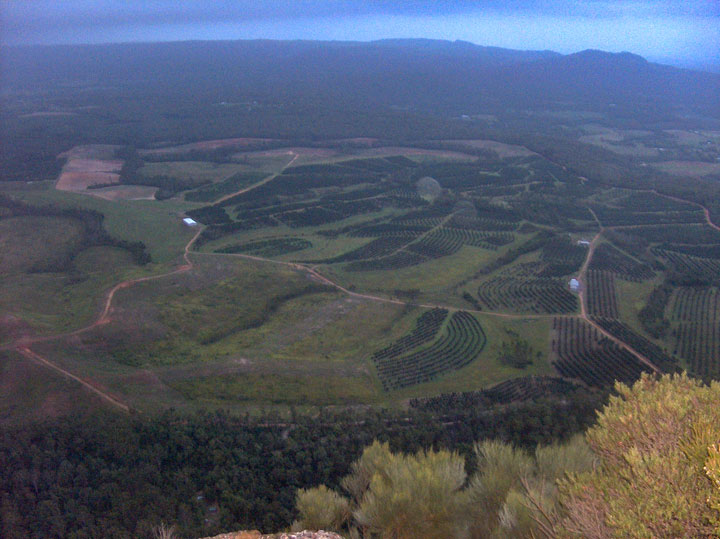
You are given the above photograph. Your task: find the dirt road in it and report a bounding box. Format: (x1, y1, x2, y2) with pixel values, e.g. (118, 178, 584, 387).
(16, 346, 131, 412)
(7, 228, 204, 413)
(19, 177, 709, 411)
(214, 151, 298, 205)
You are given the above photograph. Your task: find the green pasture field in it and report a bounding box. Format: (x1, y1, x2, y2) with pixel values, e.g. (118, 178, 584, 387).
(0, 184, 197, 336)
(23, 254, 554, 410)
(652, 161, 720, 177)
(3, 142, 710, 418)
(0, 350, 106, 424)
(323, 243, 506, 305)
(615, 276, 663, 336)
(139, 161, 248, 184)
(0, 246, 135, 337)
(8, 186, 196, 264)
(0, 215, 83, 274)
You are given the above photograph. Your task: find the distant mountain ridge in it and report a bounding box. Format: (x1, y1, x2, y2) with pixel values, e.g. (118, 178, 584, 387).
(2, 38, 719, 117)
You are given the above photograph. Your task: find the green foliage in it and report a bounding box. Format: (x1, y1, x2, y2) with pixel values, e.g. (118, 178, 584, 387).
(465, 440, 533, 537)
(295, 436, 597, 538)
(0, 388, 601, 538)
(296, 441, 468, 538)
(706, 445, 720, 534)
(294, 485, 350, 532)
(497, 330, 539, 369)
(290, 373, 720, 539)
(557, 373, 720, 538)
(354, 443, 467, 539)
(638, 281, 672, 339)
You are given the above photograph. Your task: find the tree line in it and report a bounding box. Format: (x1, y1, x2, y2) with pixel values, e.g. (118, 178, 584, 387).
(0, 385, 603, 538)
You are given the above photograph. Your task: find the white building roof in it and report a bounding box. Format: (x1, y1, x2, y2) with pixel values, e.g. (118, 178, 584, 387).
(183, 217, 198, 226)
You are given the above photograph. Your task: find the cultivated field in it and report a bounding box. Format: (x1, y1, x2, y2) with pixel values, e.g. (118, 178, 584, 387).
(56, 145, 123, 191)
(2, 135, 719, 419)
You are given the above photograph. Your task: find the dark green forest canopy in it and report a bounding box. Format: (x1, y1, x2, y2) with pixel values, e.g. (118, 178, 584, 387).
(0, 386, 603, 538)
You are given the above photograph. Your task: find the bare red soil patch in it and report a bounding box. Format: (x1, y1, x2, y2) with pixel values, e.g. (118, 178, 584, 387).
(56, 145, 124, 191)
(88, 185, 158, 201)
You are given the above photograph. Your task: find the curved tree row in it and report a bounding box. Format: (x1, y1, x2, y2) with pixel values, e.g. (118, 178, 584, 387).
(346, 251, 428, 272)
(372, 308, 449, 361)
(215, 237, 312, 257)
(477, 276, 578, 314)
(591, 317, 679, 373)
(374, 311, 487, 390)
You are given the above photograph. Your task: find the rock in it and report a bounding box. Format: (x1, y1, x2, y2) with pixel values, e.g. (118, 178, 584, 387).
(275, 533, 343, 539)
(200, 532, 261, 539)
(201, 531, 343, 539)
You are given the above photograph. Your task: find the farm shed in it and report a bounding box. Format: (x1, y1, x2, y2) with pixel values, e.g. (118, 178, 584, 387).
(183, 217, 198, 227)
(569, 278, 580, 291)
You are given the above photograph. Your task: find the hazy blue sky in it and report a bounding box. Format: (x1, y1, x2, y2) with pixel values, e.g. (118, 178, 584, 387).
(2, 0, 719, 67)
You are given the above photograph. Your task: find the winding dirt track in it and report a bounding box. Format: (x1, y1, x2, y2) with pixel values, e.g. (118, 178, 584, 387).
(650, 189, 720, 232)
(15, 163, 717, 411)
(214, 151, 298, 205)
(6, 228, 204, 412)
(96, 228, 202, 326)
(573, 228, 661, 374)
(4, 152, 302, 412)
(16, 346, 131, 412)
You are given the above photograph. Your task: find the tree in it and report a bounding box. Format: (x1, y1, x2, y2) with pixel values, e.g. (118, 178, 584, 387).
(294, 441, 467, 538)
(294, 437, 595, 538)
(706, 444, 720, 535)
(556, 373, 720, 538)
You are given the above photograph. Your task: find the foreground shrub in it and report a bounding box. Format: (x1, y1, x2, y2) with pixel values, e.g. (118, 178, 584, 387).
(296, 373, 720, 538)
(294, 437, 593, 538)
(556, 373, 720, 538)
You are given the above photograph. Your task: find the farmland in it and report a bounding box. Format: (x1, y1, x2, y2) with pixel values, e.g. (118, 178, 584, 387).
(1, 128, 719, 419)
(3, 34, 720, 539)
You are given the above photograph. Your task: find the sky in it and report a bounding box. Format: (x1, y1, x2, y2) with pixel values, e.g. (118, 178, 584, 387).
(2, 0, 719, 68)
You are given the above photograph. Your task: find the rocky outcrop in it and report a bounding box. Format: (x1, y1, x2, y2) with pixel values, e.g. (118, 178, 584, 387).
(201, 531, 343, 539)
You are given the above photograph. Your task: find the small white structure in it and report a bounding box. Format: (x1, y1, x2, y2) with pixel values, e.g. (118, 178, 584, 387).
(577, 239, 591, 246)
(183, 217, 198, 227)
(569, 278, 580, 292)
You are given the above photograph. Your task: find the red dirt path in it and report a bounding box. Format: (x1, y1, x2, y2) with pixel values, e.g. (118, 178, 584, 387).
(18, 151, 720, 414)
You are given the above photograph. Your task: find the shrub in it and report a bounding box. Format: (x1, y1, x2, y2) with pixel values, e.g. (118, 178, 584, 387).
(557, 373, 720, 538)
